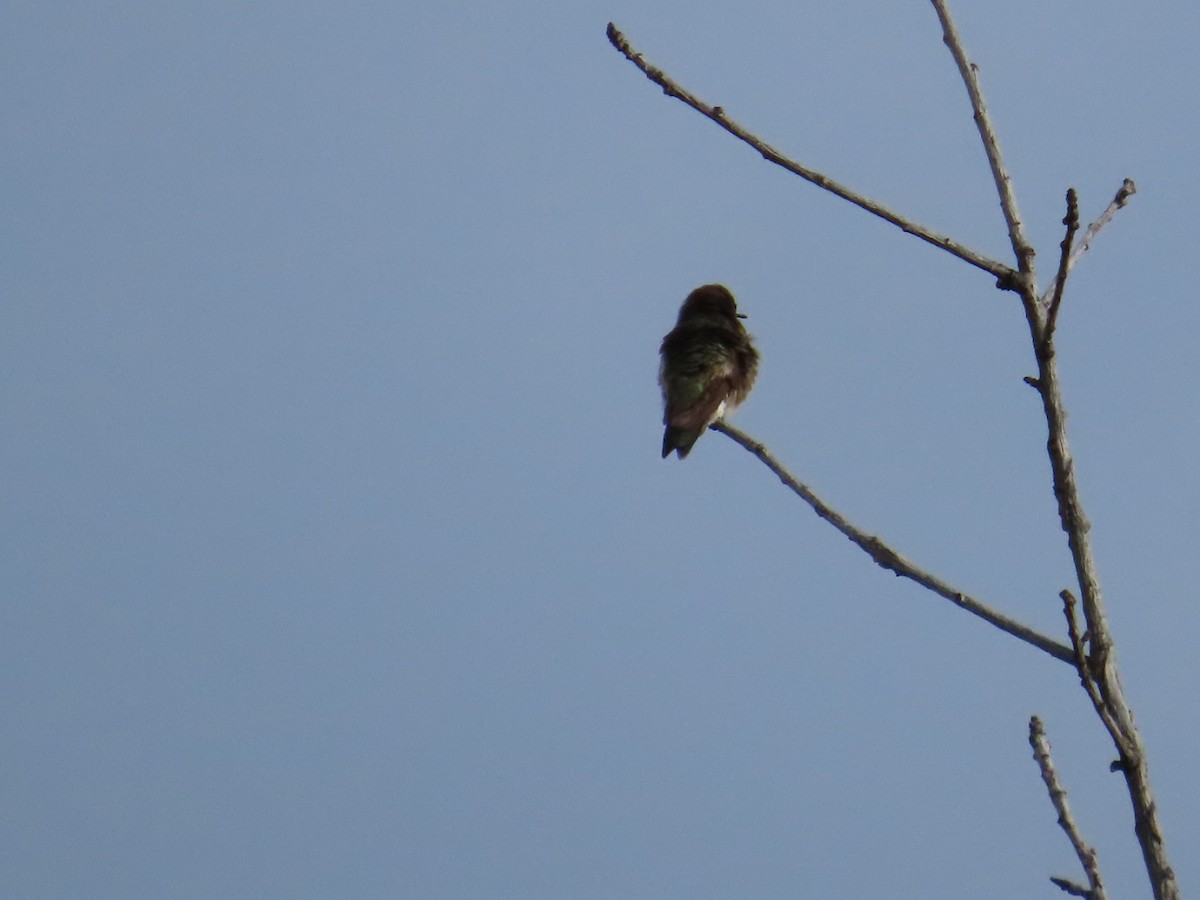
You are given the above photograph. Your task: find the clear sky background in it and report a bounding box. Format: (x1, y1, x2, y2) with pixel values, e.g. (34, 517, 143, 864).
(4, 2, 1197, 898)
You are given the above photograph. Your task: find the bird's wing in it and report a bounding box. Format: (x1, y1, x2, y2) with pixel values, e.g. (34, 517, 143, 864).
(664, 372, 734, 430)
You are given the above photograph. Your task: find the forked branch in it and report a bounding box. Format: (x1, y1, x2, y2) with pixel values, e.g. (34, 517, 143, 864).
(1038, 179, 1138, 308)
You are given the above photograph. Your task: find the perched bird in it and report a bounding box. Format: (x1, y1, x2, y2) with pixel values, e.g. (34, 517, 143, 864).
(659, 284, 759, 459)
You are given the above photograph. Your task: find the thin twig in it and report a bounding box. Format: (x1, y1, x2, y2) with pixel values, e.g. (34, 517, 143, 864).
(1038, 179, 1138, 306)
(711, 421, 1073, 663)
(1044, 190, 1080, 339)
(929, 0, 1037, 287)
(605, 22, 1019, 288)
(1030, 716, 1108, 900)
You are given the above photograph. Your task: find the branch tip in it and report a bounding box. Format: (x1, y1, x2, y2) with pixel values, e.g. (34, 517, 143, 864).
(1050, 876, 1094, 898)
(605, 21, 622, 51)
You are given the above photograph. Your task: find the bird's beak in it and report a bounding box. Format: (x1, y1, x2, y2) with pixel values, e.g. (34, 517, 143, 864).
(736, 313, 748, 319)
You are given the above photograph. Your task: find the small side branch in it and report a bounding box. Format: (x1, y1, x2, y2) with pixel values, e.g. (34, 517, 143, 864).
(929, 0, 1036, 284)
(1043, 190, 1080, 342)
(605, 22, 1019, 288)
(1030, 716, 1108, 900)
(711, 421, 1073, 664)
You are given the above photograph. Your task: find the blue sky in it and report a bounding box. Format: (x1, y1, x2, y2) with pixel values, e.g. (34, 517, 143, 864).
(3, 2, 1197, 898)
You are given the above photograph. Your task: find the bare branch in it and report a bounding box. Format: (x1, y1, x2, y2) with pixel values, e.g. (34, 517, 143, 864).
(1039, 179, 1138, 306)
(605, 22, 1019, 287)
(711, 421, 1073, 663)
(1044, 190, 1080, 339)
(929, 1, 1036, 286)
(1030, 716, 1108, 900)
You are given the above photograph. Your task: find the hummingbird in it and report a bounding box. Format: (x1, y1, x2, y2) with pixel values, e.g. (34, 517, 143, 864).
(659, 284, 759, 459)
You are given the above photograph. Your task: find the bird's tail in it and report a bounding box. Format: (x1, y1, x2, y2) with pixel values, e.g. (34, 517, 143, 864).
(662, 427, 702, 460)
